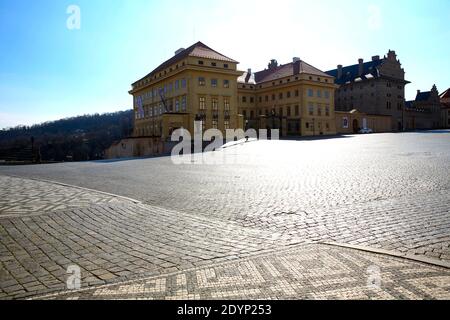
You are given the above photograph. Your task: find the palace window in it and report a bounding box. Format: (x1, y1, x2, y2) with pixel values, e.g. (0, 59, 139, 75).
(223, 80, 230, 88)
(259, 97, 262, 103)
(224, 98, 230, 111)
(198, 77, 206, 86)
(287, 106, 291, 117)
(211, 79, 218, 87)
(279, 93, 283, 100)
(318, 107, 322, 116)
(224, 120, 230, 129)
(200, 118, 206, 131)
(242, 96, 247, 103)
(287, 91, 291, 98)
(181, 79, 187, 88)
(272, 94, 276, 101)
(308, 89, 314, 97)
(343, 117, 349, 128)
(324, 90, 330, 99)
(175, 80, 179, 90)
(295, 90, 299, 97)
(308, 103, 314, 116)
(212, 119, 218, 129)
(199, 97, 206, 110)
(265, 95, 269, 102)
(295, 105, 299, 116)
(212, 98, 218, 110)
(175, 99, 180, 112)
(250, 97, 254, 103)
(181, 96, 187, 111)
(317, 89, 322, 98)
(386, 101, 392, 109)
(325, 105, 330, 116)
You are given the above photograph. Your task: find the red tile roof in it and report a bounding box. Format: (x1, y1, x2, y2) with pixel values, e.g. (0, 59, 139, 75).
(133, 42, 238, 85)
(439, 88, 450, 100)
(240, 60, 332, 84)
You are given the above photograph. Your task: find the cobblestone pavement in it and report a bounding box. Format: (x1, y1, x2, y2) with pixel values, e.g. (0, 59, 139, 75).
(1, 131, 450, 299)
(0, 176, 303, 299)
(0, 176, 136, 216)
(36, 244, 450, 300)
(1, 132, 449, 262)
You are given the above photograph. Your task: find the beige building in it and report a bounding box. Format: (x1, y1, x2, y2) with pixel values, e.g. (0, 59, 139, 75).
(130, 41, 244, 140)
(238, 58, 337, 136)
(439, 88, 450, 129)
(404, 85, 442, 130)
(335, 110, 392, 134)
(326, 50, 410, 132)
(106, 42, 244, 158)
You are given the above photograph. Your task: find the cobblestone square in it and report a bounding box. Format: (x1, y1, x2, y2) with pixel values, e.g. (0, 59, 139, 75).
(1, 131, 450, 299)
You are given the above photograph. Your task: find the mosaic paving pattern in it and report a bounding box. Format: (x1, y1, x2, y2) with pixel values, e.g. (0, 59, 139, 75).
(37, 244, 450, 300)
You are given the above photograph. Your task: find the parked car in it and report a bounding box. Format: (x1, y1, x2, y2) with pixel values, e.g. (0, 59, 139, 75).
(359, 128, 373, 134)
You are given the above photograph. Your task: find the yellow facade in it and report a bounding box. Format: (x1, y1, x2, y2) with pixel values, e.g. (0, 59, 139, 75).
(129, 43, 244, 142)
(335, 110, 392, 134)
(238, 64, 337, 136)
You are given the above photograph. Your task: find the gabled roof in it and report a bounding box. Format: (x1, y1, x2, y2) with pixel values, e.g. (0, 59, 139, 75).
(239, 60, 331, 84)
(326, 59, 384, 85)
(133, 41, 238, 85)
(416, 91, 431, 102)
(439, 88, 450, 99)
(405, 100, 414, 109)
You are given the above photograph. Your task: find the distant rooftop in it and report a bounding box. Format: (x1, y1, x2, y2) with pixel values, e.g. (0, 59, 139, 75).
(238, 59, 331, 85)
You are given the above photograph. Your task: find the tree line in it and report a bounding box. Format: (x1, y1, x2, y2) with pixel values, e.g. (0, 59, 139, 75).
(0, 110, 133, 162)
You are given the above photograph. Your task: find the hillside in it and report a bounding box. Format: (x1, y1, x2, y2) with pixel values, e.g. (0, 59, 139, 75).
(0, 110, 134, 162)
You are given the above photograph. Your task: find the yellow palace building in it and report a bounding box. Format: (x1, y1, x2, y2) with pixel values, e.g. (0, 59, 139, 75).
(130, 41, 244, 141)
(106, 42, 338, 158)
(238, 58, 337, 136)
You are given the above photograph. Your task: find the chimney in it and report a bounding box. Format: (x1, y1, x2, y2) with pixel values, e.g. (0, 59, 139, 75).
(417, 89, 421, 95)
(293, 60, 301, 75)
(358, 58, 364, 76)
(337, 65, 343, 79)
(247, 68, 252, 74)
(372, 55, 380, 61)
(175, 48, 185, 55)
(293, 57, 300, 63)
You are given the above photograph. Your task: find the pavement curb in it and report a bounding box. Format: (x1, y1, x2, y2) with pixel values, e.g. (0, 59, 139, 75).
(322, 241, 450, 269)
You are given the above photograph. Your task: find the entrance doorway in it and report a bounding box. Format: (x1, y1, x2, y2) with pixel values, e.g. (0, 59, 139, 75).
(352, 119, 359, 133)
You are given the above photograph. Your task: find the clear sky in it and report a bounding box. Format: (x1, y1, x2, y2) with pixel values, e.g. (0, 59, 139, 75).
(1, 0, 449, 129)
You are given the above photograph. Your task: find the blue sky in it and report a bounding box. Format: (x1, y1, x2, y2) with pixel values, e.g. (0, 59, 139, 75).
(1, 0, 449, 129)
